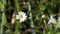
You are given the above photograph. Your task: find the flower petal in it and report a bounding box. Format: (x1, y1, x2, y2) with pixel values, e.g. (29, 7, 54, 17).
(20, 19, 23, 23)
(16, 15, 19, 19)
(18, 11, 24, 15)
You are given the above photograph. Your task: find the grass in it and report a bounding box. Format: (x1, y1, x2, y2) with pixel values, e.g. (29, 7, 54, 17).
(0, 0, 60, 34)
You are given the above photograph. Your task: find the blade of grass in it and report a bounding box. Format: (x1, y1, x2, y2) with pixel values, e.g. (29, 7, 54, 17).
(27, 2, 36, 34)
(14, 0, 21, 34)
(1, 0, 7, 34)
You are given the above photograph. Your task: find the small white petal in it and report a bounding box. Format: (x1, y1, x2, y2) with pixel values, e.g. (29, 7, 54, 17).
(48, 19, 51, 24)
(48, 15, 53, 24)
(18, 11, 22, 15)
(18, 11, 25, 15)
(20, 19, 25, 23)
(16, 15, 19, 19)
(22, 19, 25, 22)
(20, 19, 22, 23)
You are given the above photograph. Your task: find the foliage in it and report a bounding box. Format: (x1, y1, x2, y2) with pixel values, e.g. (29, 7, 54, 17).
(0, 0, 60, 34)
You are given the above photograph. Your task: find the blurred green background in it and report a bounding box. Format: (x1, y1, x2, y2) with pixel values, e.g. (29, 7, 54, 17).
(0, 0, 60, 34)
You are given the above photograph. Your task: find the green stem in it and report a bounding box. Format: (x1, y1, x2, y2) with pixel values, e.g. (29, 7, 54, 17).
(14, 0, 20, 12)
(27, 2, 36, 34)
(1, 0, 6, 34)
(15, 20, 20, 34)
(1, 13, 5, 34)
(8, 0, 11, 12)
(14, 0, 20, 34)
(43, 20, 47, 29)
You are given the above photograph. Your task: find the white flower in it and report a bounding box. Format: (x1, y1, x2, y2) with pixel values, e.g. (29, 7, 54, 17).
(41, 15, 45, 18)
(16, 11, 27, 23)
(48, 15, 56, 24)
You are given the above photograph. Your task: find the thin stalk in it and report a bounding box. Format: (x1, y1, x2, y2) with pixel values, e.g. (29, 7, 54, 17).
(1, 13, 5, 34)
(43, 20, 47, 29)
(14, 0, 20, 12)
(43, 19, 47, 34)
(15, 20, 20, 34)
(1, 0, 6, 34)
(27, 2, 36, 34)
(43, 29, 46, 34)
(8, 0, 11, 11)
(14, 0, 20, 34)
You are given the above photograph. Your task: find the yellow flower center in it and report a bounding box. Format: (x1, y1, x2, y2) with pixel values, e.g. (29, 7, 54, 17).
(20, 15, 23, 19)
